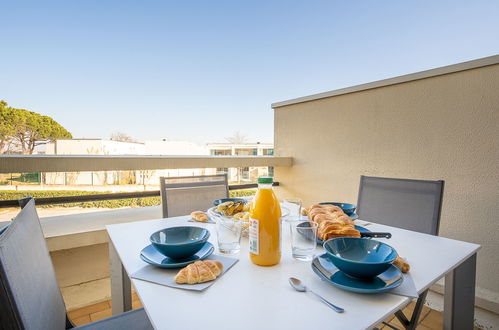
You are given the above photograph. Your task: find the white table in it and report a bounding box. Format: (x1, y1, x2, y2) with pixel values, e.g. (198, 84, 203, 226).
(106, 217, 480, 330)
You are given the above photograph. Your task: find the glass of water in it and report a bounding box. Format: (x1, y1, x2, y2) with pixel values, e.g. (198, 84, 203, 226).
(288, 219, 317, 261)
(214, 215, 242, 254)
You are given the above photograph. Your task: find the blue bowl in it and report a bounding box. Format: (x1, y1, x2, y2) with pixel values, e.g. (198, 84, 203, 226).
(150, 226, 210, 260)
(213, 198, 247, 206)
(319, 202, 356, 216)
(324, 237, 398, 279)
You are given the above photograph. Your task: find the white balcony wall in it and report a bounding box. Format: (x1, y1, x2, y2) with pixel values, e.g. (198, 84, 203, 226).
(273, 56, 499, 313)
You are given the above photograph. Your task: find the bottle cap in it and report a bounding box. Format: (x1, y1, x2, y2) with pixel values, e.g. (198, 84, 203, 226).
(258, 177, 273, 184)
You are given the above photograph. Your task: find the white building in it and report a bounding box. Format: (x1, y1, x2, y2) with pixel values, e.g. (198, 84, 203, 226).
(43, 139, 213, 186)
(206, 142, 274, 182)
(41, 139, 274, 186)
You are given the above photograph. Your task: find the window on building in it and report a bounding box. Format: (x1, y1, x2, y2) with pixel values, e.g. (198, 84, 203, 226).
(268, 166, 274, 177)
(241, 167, 250, 180)
(235, 148, 253, 156)
(211, 149, 231, 156)
(216, 167, 228, 174)
(263, 148, 274, 155)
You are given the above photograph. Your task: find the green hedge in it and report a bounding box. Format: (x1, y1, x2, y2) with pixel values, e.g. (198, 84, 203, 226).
(0, 189, 256, 209)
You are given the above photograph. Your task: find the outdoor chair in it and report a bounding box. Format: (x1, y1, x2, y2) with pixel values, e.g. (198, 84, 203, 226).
(357, 175, 444, 235)
(159, 174, 229, 218)
(357, 175, 444, 330)
(0, 198, 153, 330)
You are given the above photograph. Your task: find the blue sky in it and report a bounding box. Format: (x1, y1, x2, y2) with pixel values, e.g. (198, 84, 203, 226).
(1, 1, 498, 144)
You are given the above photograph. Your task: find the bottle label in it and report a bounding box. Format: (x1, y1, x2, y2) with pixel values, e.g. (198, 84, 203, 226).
(249, 218, 259, 255)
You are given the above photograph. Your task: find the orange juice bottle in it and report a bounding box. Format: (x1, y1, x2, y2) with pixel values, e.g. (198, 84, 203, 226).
(249, 177, 282, 266)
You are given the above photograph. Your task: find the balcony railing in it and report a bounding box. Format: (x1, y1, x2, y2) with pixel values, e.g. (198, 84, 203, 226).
(0, 155, 292, 173)
(0, 182, 280, 208)
(0, 155, 291, 208)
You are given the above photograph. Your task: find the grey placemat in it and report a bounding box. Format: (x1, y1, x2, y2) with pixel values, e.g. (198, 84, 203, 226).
(389, 272, 418, 299)
(131, 254, 238, 291)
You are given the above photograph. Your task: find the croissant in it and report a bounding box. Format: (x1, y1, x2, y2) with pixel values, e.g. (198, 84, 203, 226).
(318, 221, 360, 241)
(312, 213, 353, 225)
(191, 211, 208, 223)
(308, 206, 343, 220)
(317, 204, 343, 213)
(308, 208, 330, 221)
(393, 256, 410, 273)
(306, 203, 358, 240)
(174, 260, 223, 284)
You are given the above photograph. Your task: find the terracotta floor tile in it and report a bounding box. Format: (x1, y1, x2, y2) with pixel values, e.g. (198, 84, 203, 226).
(89, 308, 112, 322)
(402, 301, 416, 314)
(388, 316, 405, 328)
(419, 305, 432, 321)
(68, 300, 110, 319)
(383, 314, 395, 323)
(71, 315, 91, 326)
(415, 324, 433, 330)
(421, 310, 443, 329)
(132, 299, 143, 309)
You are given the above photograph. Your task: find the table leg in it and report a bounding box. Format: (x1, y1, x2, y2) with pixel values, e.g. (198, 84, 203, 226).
(444, 253, 477, 330)
(109, 239, 132, 315)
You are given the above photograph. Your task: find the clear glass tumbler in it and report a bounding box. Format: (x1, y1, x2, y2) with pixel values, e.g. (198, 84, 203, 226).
(284, 198, 302, 218)
(288, 219, 317, 261)
(215, 216, 242, 254)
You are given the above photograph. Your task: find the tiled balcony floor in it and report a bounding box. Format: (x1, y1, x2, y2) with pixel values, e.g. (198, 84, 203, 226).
(67, 294, 470, 329)
(68, 293, 144, 326)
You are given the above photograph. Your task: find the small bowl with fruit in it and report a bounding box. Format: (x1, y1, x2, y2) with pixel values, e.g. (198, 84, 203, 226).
(208, 200, 251, 237)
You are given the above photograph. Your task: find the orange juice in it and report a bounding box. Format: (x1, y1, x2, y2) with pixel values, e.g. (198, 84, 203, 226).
(249, 177, 282, 266)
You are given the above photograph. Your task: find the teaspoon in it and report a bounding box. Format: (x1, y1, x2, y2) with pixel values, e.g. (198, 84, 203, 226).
(288, 277, 344, 313)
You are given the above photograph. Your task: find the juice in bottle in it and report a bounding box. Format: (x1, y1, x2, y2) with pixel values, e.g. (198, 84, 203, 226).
(249, 177, 282, 266)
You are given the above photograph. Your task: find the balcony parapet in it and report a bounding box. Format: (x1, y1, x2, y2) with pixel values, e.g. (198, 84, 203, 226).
(0, 155, 293, 173)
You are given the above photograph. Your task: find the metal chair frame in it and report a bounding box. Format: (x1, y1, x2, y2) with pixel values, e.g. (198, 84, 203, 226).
(357, 176, 444, 329)
(0, 198, 151, 330)
(159, 174, 229, 218)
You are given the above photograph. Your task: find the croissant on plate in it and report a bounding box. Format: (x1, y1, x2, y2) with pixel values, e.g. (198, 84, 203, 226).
(191, 211, 208, 222)
(318, 221, 361, 241)
(174, 260, 224, 284)
(305, 203, 359, 240)
(312, 213, 353, 226)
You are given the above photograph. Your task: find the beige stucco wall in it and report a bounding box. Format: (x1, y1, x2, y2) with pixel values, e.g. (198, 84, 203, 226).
(274, 63, 499, 295)
(51, 243, 109, 288)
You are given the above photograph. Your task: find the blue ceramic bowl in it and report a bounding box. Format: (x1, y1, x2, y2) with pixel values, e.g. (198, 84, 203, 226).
(324, 237, 398, 279)
(150, 226, 210, 260)
(319, 202, 356, 216)
(213, 198, 247, 206)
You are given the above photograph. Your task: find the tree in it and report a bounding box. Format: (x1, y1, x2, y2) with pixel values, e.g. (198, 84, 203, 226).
(0, 100, 72, 154)
(0, 101, 15, 153)
(225, 131, 248, 144)
(110, 132, 135, 142)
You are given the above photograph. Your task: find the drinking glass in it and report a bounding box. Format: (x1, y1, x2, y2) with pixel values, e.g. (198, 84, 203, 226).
(214, 216, 242, 254)
(284, 198, 302, 218)
(288, 219, 317, 261)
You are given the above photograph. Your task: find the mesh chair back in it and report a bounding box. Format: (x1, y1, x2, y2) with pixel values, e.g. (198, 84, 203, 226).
(0, 199, 67, 330)
(160, 174, 229, 217)
(357, 176, 444, 235)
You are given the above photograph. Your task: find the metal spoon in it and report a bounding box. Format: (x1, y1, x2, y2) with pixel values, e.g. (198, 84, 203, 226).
(288, 277, 344, 313)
